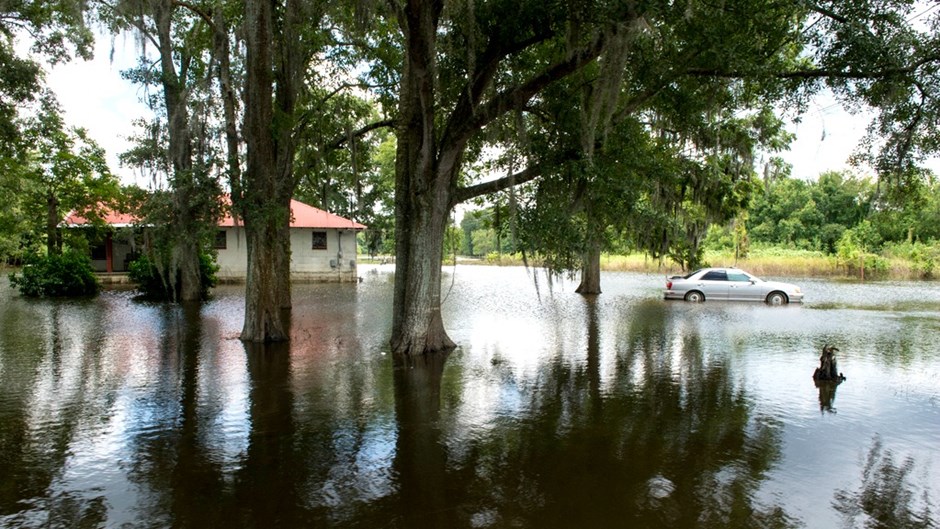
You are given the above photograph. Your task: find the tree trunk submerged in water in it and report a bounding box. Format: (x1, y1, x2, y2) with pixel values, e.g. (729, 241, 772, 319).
(154, 0, 202, 302)
(241, 0, 288, 342)
(391, 185, 456, 355)
(389, 0, 612, 356)
(576, 239, 603, 295)
(390, 112, 456, 354)
(390, 0, 456, 356)
(243, 214, 289, 341)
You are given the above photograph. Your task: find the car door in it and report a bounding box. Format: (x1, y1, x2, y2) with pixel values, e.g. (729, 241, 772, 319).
(697, 270, 729, 300)
(726, 272, 762, 301)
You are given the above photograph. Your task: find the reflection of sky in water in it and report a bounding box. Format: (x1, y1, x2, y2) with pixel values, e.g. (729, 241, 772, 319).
(438, 267, 939, 527)
(0, 269, 937, 528)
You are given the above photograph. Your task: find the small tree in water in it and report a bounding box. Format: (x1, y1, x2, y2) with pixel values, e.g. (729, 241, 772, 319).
(128, 252, 219, 301)
(10, 250, 99, 297)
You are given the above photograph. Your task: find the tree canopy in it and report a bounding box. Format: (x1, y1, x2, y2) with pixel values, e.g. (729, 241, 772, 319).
(4, 0, 940, 356)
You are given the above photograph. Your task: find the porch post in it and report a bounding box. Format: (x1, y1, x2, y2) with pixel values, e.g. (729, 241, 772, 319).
(105, 232, 114, 273)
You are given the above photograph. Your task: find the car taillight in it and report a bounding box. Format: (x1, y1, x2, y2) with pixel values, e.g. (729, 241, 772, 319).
(666, 281, 672, 289)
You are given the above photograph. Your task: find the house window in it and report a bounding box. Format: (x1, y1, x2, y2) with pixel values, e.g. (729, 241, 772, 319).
(90, 244, 107, 260)
(312, 231, 328, 250)
(214, 230, 227, 249)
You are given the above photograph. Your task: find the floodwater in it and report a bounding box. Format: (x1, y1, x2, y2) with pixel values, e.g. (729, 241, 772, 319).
(1, 265, 938, 529)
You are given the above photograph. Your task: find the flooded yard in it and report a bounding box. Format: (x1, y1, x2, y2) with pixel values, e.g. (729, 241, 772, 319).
(1, 265, 938, 528)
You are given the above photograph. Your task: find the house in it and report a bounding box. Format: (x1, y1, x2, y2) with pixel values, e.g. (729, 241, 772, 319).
(63, 199, 366, 282)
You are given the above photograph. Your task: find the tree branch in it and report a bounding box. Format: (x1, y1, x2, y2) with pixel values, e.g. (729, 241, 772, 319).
(452, 164, 542, 206)
(686, 54, 940, 80)
(440, 29, 556, 150)
(805, 2, 848, 24)
(173, 1, 215, 28)
(457, 30, 610, 144)
(325, 119, 395, 150)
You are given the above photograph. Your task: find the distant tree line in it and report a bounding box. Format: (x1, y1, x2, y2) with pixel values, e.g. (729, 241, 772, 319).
(743, 170, 939, 252)
(457, 166, 940, 276)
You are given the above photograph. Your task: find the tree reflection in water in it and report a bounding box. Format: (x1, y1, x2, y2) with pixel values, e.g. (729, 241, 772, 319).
(4, 277, 938, 528)
(0, 298, 110, 528)
(238, 339, 305, 526)
(833, 437, 935, 529)
(425, 298, 799, 528)
(392, 352, 454, 527)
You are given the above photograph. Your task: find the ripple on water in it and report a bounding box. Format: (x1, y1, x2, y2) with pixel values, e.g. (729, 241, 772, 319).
(1, 269, 939, 528)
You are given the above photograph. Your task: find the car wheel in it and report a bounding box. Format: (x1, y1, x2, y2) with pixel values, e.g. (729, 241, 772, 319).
(684, 291, 705, 302)
(766, 292, 788, 306)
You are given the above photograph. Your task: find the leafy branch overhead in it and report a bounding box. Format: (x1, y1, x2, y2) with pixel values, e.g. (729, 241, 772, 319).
(3, 0, 939, 354)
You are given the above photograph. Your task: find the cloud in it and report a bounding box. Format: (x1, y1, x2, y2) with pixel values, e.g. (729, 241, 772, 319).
(45, 33, 154, 187)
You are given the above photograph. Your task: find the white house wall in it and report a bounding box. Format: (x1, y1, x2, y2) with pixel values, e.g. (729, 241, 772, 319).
(215, 227, 360, 282)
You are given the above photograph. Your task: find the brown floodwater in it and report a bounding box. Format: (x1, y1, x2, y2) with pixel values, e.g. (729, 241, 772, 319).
(1, 265, 938, 528)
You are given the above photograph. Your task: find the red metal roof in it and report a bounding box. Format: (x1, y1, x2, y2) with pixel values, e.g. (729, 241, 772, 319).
(64, 198, 366, 230)
(219, 199, 366, 230)
(62, 209, 140, 227)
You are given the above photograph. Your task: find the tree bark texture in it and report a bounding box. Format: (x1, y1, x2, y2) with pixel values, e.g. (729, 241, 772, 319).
(243, 217, 288, 341)
(272, 0, 304, 311)
(391, 0, 457, 356)
(213, 8, 240, 199)
(242, 0, 288, 342)
(576, 238, 603, 295)
(155, 0, 201, 302)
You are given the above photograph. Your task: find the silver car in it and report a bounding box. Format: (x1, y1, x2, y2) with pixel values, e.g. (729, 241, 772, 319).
(663, 267, 804, 305)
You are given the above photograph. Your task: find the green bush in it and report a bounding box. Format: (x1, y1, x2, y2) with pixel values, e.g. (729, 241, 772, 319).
(9, 251, 99, 297)
(884, 241, 940, 278)
(128, 252, 219, 300)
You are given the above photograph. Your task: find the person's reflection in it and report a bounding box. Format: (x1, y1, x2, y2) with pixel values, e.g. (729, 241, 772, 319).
(392, 353, 454, 528)
(236, 341, 303, 526)
(815, 379, 840, 413)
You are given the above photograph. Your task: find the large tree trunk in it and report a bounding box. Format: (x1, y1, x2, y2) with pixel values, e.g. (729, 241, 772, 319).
(243, 215, 288, 341)
(575, 238, 603, 295)
(391, 176, 456, 355)
(273, 0, 301, 310)
(214, 8, 241, 199)
(391, 0, 457, 356)
(155, 0, 201, 301)
(242, 0, 288, 342)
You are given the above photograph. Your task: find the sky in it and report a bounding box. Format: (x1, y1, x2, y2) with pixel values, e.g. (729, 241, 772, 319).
(42, 31, 937, 188)
(45, 33, 155, 188)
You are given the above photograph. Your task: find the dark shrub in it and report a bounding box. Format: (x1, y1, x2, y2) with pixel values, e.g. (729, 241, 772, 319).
(10, 251, 99, 297)
(128, 252, 219, 300)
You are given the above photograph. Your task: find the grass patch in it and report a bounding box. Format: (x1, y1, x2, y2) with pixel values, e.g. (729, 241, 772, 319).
(363, 246, 938, 281)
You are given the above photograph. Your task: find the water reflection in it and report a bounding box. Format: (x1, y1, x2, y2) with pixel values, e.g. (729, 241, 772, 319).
(834, 437, 935, 529)
(815, 379, 841, 413)
(0, 270, 938, 528)
(422, 295, 798, 527)
(238, 341, 302, 527)
(393, 353, 453, 527)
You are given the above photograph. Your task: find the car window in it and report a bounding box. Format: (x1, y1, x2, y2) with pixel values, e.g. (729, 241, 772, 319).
(701, 271, 727, 281)
(727, 273, 751, 282)
(684, 269, 703, 279)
